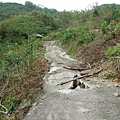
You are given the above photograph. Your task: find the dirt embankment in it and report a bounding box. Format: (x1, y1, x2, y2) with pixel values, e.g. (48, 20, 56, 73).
(67, 37, 120, 82)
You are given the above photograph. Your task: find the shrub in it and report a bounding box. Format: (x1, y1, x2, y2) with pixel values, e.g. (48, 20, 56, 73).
(76, 33, 95, 46)
(105, 44, 120, 57)
(60, 28, 76, 43)
(104, 70, 117, 78)
(101, 21, 108, 34)
(67, 45, 74, 54)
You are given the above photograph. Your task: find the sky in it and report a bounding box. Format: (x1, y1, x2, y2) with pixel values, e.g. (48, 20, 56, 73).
(1, 0, 120, 11)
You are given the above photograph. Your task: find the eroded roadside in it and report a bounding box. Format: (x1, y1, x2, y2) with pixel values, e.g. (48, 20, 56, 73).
(24, 41, 120, 120)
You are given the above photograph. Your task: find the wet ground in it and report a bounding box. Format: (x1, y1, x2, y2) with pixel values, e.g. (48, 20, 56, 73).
(24, 41, 120, 120)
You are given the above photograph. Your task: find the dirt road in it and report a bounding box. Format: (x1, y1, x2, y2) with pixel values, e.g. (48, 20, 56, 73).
(24, 41, 120, 120)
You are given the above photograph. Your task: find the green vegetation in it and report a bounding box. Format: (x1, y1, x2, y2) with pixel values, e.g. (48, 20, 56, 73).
(0, 2, 60, 119)
(0, 1, 58, 21)
(105, 44, 120, 57)
(0, 1, 120, 119)
(0, 38, 46, 119)
(45, 4, 120, 59)
(0, 10, 60, 44)
(104, 70, 118, 79)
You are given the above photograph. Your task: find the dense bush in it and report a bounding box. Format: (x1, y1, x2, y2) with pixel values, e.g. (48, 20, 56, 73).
(60, 28, 77, 43)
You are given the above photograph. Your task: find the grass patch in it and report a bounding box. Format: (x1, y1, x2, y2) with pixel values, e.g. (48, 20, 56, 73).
(104, 70, 118, 79)
(105, 43, 120, 57)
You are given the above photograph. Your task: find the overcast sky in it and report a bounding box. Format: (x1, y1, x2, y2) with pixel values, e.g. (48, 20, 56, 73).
(1, 0, 120, 11)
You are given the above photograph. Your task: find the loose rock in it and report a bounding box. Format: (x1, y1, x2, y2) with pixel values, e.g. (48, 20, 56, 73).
(113, 93, 120, 97)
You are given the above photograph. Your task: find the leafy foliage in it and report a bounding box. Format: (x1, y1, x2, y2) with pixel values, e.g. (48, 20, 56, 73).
(0, 1, 58, 21)
(76, 33, 95, 46)
(104, 70, 117, 78)
(1, 1, 120, 119)
(0, 11, 61, 43)
(93, 9, 99, 17)
(105, 44, 120, 57)
(60, 28, 77, 43)
(0, 38, 45, 119)
(0, 2, 31, 21)
(101, 21, 108, 34)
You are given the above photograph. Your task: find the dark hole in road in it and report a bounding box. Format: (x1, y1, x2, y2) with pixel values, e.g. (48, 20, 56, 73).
(69, 75, 90, 89)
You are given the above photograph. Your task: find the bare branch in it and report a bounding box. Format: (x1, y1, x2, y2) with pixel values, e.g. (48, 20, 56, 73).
(56, 67, 102, 86)
(63, 62, 93, 71)
(0, 100, 20, 115)
(63, 66, 90, 71)
(0, 101, 8, 114)
(87, 62, 92, 69)
(0, 110, 8, 114)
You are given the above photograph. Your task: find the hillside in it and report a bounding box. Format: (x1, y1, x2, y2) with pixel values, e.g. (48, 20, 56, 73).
(45, 3, 120, 82)
(0, 2, 60, 120)
(0, 1, 58, 21)
(0, 2, 120, 120)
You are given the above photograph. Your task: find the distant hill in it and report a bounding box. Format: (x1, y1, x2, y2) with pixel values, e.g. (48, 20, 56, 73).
(0, 1, 58, 21)
(100, 3, 120, 9)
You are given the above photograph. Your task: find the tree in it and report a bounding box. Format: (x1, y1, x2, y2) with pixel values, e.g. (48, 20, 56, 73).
(25, 1, 36, 9)
(93, 9, 99, 17)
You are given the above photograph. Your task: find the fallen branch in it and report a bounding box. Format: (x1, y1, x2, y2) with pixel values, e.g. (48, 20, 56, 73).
(0, 101, 8, 114)
(87, 62, 92, 69)
(0, 99, 20, 115)
(56, 67, 102, 86)
(63, 62, 94, 71)
(63, 66, 90, 71)
(80, 72, 89, 76)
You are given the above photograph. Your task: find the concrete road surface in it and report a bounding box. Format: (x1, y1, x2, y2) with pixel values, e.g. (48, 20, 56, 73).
(24, 41, 120, 120)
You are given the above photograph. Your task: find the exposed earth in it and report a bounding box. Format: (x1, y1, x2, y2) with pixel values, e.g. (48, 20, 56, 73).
(24, 41, 120, 120)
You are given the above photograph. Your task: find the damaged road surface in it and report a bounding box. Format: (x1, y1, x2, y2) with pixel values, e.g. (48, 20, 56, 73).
(24, 41, 120, 120)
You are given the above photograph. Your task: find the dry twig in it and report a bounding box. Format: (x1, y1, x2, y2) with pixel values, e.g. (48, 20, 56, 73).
(0, 101, 8, 114)
(56, 67, 102, 86)
(0, 100, 19, 115)
(63, 66, 90, 71)
(63, 62, 93, 71)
